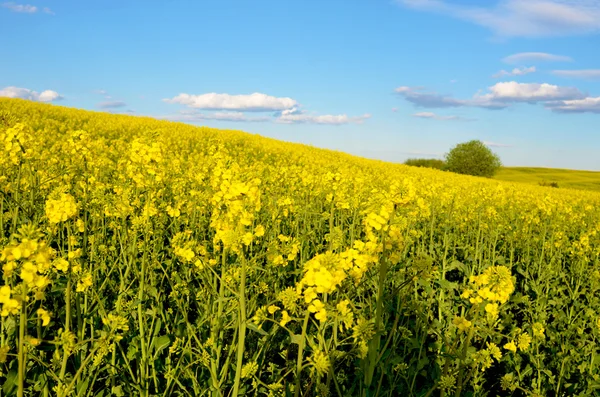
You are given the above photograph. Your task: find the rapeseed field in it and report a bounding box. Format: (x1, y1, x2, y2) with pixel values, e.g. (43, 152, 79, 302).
(2, 97, 600, 396)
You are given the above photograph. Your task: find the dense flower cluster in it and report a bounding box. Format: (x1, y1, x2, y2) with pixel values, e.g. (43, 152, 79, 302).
(2, 98, 600, 396)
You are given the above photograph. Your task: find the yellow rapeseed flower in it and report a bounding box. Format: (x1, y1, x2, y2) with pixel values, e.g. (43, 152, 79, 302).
(504, 341, 517, 353)
(280, 310, 291, 327)
(37, 308, 51, 326)
(452, 316, 472, 332)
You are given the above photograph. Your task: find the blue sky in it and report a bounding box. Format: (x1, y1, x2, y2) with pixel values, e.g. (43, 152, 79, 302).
(2, 0, 600, 170)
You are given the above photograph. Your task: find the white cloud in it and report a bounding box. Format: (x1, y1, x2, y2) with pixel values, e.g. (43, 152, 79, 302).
(98, 101, 127, 109)
(413, 111, 470, 121)
(2, 2, 36, 12)
(163, 92, 298, 112)
(552, 69, 600, 80)
(163, 96, 369, 125)
(503, 52, 573, 64)
(546, 96, 600, 113)
(279, 107, 303, 116)
(0, 86, 62, 102)
(484, 141, 514, 148)
(37, 90, 61, 102)
(162, 109, 369, 124)
(396, 82, 585, 111)
(493, 66, 536, 78)
(163, 111, 270, 123)
(477, 81, 585, 102)
(397, 0, 600, 37)
(395, 86, 507, 109)
(42, 6, 53, 14)
(276, 112, 371, 125)
(395, 86, 414, 93)
(391, 107, 399, 112)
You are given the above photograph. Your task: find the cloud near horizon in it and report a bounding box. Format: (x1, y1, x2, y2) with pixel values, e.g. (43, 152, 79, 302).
(97, 101, 127, 109)
(412, 111, 471, 121)
(396, 0, 600, 38)
(163, 92, 298, 112)
(164, 92, 370, 125)
(484, 141, 514, 148)
(0, 86, 62, 102)
(276, 111, 371, 125)
(546, 96, 600, 113)
(163, 110, 271, 123)
(396, 82, 589, 113)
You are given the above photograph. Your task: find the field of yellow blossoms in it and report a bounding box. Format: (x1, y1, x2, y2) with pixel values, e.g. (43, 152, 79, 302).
(2, 97, 600, 396)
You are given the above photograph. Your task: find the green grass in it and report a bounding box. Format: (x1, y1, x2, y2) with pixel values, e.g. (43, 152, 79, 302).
(495, 167, 600, 192)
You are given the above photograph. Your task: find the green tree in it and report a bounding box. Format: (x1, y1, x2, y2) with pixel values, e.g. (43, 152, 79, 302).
(444, 140, 502, 178)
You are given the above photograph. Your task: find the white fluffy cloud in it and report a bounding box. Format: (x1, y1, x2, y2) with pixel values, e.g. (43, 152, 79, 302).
(493, 66, 536, 78)
(546, 96, 600, 113)
(502, 52, 573, 64)
(0, 86, 62, 102)
(163, 92, 298, 112)
(552, 69, 600, 80)
(477, 81, 584, 102)
(396, 82, 585, 112)
(163, 92, 370, 125)
(412, 112, 468, 121)
(397, 0, 600, 37)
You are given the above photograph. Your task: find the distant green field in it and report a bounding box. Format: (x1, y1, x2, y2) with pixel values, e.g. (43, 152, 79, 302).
(495, 167, 600, 192)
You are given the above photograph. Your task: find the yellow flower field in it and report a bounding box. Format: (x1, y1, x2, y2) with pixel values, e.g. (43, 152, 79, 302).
(1, 97, 600, 396)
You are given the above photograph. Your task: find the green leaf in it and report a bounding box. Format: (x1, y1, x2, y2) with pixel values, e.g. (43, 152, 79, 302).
(112, 385, 125, 397)
(153, 335, 171, 359)
(290, 334, 304, 345)
(2, 368, 17, 395)
(247, 322, 268, 336)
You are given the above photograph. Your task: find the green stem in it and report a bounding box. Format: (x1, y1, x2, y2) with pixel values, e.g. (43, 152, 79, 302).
(294, 312, 311, 397)
(137, 232, 149, 397)
(454, 316, 476, 397)
(232, 255, 247, 396)
(211, 249, 227, 397)
(364, 255, 389, 389)
(58, 276, 72, 391)
(17, 284, 27, 397)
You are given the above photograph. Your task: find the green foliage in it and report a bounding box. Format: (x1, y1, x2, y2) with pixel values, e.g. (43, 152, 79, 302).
(444, 140, 502, 178)
(539, 181, 560, 188)
(404, 158, 445, 170)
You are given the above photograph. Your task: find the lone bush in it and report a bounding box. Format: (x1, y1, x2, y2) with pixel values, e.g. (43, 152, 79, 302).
(444, 140, 502, 178)
(539, 181, 560, 188)
(404, 158, 445, 170)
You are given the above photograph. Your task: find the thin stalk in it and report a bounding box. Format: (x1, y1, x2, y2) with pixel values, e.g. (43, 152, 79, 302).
(137, 230, 149, 397)
(294, 312, 311, 397)
(364, 253, 389, 388)
(17, 284, 27, 397)
(232, 255, 247, 396)
(58, 275, 72, 389)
